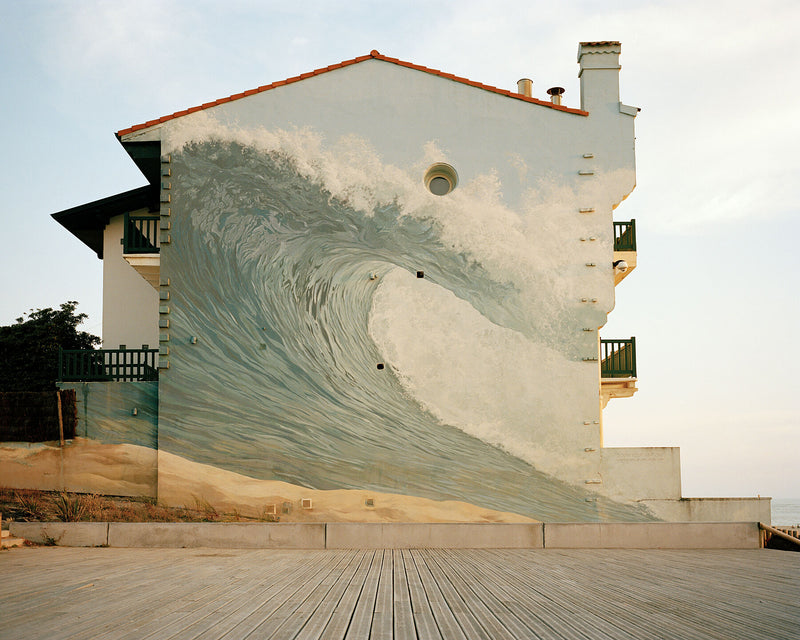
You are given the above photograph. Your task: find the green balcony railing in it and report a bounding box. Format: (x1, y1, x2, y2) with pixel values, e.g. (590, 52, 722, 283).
(613, 219, 637, 252)
(123, 212, 160, 254)
(59, 347, 159, 382)
(600, 338, 637, 378)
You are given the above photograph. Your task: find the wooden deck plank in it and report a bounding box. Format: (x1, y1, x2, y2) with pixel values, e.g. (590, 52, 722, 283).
(179, 551, 343, 640)
(409, 550, 467, 640)
(344, 547, 383, 640)
(424, 549, 516, 639)
(391, 548, 417, 640)
(2, 547, 798, 640)
(474, 549, 650, 640)
(427, 549, 547, 639)
(368, 550, 394, 640)
(294, 551, 369, 640)
(11, 552, 256, 640)
(204, 551, 348, 640)
(402, 549, 443, 640)
(245, 550, 355, 640)
(420, 549, 504, 640)
(317, 550, 376, 640)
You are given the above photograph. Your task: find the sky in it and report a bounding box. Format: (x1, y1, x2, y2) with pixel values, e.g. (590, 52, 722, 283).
(1, 0, 797, 498)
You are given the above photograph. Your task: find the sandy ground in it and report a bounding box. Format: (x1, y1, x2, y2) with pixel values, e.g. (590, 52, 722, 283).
(0, 438, 536, 523)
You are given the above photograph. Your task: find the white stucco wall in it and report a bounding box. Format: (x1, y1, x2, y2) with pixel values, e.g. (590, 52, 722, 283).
(599, 446, 683, 501)
(641, 498, 772, 523)
(120, 51, 638, 488)
(102, 213, 159, 349)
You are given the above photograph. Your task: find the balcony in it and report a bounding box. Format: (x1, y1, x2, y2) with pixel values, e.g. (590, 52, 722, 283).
(613, 220, 637, 285)
(59, 347, 159, 383)
(600, 338, 637, 407)
(123, 212, 160, 289)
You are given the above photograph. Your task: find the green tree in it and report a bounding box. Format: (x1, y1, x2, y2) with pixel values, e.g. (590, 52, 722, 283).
(0, 301, 99, 391)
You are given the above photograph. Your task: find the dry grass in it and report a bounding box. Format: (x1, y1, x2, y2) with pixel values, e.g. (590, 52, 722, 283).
(0, 488, 279, 523)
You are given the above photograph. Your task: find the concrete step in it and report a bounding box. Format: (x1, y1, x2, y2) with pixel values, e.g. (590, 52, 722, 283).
(1, 536, 25, 548)
(1, 529, 9, 538)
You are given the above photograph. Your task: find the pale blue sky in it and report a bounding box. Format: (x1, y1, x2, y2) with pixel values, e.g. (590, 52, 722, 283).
(1, 0, 797, 497)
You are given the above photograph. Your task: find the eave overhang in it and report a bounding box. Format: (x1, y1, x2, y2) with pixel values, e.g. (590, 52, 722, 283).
(51, 185, 158, 259)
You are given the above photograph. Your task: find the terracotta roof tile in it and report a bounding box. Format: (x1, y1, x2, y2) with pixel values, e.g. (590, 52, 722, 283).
(116, 50, 587, 137)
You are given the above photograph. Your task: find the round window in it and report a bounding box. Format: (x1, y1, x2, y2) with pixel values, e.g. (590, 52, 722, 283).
(424, 163, 458, 196)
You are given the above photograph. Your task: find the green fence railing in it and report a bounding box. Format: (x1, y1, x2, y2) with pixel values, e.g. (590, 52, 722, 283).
(600, 338, 637, 378)
(613, 219, 637, 252)
(123, 212, 160, 254)
(59, 347, 159, 382)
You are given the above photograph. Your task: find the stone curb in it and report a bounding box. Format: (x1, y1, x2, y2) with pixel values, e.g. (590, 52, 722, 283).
(8, 521, 762, 549)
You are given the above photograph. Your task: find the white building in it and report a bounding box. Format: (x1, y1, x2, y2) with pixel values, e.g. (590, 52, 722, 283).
(39, 42, 769, 523)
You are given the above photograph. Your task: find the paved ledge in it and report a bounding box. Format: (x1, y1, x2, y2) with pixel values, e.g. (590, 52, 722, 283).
(326, 522, 543, 549)
(11, 522, 109, 547)
(107, 522, 326, 548)
(9, 521, 762, 549)
(544, 521, 761, 549)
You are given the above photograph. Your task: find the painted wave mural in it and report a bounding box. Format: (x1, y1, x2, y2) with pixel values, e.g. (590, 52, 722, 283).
(155, 120, 653, 522)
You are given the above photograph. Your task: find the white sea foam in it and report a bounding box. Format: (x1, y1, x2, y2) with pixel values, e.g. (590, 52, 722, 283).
(163, 113, 614, 324)
(369, 268, 591, 480)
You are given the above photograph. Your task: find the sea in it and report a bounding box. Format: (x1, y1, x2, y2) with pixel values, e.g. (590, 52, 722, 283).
(771, 498, 800, 526)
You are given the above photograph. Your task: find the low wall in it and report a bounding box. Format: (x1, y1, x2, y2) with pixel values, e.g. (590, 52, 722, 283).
(0, 438, 157, 497)
(10, 521, 763, 549)
(325, 523, 543, 549)
(544, 522, 761, 549)
(641, 497, 772, 523)
(1, 381, 158, 497)
(60, 381, 157, 448)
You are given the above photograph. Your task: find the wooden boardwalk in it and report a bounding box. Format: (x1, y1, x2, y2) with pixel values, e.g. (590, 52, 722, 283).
(1, 547, 798, 639)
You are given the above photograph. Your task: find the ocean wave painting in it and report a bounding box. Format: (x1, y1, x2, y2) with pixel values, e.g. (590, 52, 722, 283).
(154, 122, 652, 522)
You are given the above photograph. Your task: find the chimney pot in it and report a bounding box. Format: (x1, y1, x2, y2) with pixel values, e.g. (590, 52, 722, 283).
(547, 86, 565, 105)
(517, 78, 533, 98)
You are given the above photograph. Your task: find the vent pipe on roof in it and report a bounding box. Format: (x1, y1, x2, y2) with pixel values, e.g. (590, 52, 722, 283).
(547, 87, 565, 105)
(517, 78, 533, 98)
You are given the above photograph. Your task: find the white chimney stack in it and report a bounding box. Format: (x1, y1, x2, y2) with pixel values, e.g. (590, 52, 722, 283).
(577, 41, 622, 112)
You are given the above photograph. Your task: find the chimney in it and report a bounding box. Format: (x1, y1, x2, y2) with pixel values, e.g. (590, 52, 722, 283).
(547, 87, 565, 105)
(517, 78, 533, 98)
(577, 41, 622, 112)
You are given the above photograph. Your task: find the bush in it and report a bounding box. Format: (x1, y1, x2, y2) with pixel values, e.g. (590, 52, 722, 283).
(0, 302, 99, 392)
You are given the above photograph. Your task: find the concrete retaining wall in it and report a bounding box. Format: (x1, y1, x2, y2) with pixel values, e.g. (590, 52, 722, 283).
(10, 521, 764, 549)
(544, 522, 761, 549)
(326, 523, 543, 549)
(11, 522, 109, 547)
(641, 498, 772, 523)
(107, 522, 326, 548)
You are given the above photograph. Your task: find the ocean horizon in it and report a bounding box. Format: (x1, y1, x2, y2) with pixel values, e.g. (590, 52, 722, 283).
(771, 498, 800, 526)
